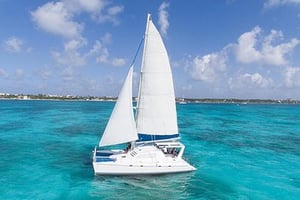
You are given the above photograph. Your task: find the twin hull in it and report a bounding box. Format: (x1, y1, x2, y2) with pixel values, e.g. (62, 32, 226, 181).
(93, 145, 196, 175)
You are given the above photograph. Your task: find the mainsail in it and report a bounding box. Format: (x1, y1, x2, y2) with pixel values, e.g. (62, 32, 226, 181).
(99, 66, 138, 147)
(136, 14, 179, 142)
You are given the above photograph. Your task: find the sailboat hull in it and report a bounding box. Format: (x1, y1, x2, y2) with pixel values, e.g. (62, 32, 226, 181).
(93, 162, 195, 175)
(93, 144, 196, 175)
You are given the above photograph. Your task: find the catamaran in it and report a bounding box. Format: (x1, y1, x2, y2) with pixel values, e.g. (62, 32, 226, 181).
(92, 14, 196, 175)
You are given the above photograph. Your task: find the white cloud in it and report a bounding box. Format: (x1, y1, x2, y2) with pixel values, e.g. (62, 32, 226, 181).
(4, 37, 24, 53)
(108, 5, 124, 15)
(243, 73, 273, 88)
(51, 36, 126, 67)
(51, 38, 87, 67)
(235, 26, 300, 66)
(190, 52, 227, 82)
(235, 26, 262, 63)
(64, 38, 87, 51)
(262, 30, 300, 65)
(31, 1, 124, 68)
(85, 33, 113, 57)
(63, 0, 124, 25)
(52, 50, 86, 67)
(31, 2, 83, 38)
(186, 25, 299, 98)
(95, 47, 126, 67)
(264, 0, 300, 8)
(158, 2, 170, 37)
(95, 5, 124, 25)
(229, 73, 273, 89)
(111, 58, 126, 67)
(31, 1, 123, 38)
(91, 40, 126, 67)
(96, 47, 109, 63)
(87, 40, 102, 56)
(284, 67, 300, 87)
(62, 0, 106, 13)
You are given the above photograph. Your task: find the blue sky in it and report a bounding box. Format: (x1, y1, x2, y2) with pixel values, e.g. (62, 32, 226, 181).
(1, 0, 300, 99)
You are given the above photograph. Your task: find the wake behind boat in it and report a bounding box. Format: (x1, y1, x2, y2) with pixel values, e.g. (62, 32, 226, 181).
(92, 14, 196, 175)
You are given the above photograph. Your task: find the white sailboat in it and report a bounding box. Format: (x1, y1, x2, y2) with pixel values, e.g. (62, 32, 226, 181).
(92, 14, 196, 175)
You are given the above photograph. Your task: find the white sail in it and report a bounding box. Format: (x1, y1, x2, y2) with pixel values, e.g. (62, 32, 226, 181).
(136, 14, 179, 141)
(99, 66, 138, 147)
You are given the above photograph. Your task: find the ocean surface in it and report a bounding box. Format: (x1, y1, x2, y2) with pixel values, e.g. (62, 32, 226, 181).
(0, 100, 299, 200)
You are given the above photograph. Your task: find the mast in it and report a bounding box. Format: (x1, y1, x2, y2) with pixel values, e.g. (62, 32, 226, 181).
(135, 13, 151, 127)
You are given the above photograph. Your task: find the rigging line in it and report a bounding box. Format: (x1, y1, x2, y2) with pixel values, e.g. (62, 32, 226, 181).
(130, 37, 144, 67)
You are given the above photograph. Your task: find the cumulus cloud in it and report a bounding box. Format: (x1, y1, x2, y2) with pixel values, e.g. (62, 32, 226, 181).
(31, 0, 123, 38)
(90, 34, 126, 67)
(284, 67, 300, 87)
(31, 2, 83, 38)
(188, 25, 299, 88)
(31, 1, 124, 68)
(190, 52, 227, 82)
(235, 26, 262, 63)
(235, 26, 300, 66)
(4, 37, 24, 53)
(96, 47, 109, 63)
(95, 45, 126, 67)
(51, 38, 87, 67)
(111, 58, 126, 67)
(91, 5, 124, 25)
(227, 72, 274, 98)
(52, 36, 126, 67)
(264, 0, 300, 8)
(62, 0, 106, 13)
(233, 73, 273, 88)
(158, 2, 170, 37)
(87, 40, 102, 56)
(262, 30, 299, 65)
(107, 5, 123, 15)
(186, 25, 300, 97)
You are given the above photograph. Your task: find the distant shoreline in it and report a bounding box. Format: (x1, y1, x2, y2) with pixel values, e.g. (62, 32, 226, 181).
(0, 94, 299, 104)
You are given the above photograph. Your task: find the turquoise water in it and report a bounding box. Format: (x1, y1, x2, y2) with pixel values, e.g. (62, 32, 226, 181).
(0, 100, 299, 199)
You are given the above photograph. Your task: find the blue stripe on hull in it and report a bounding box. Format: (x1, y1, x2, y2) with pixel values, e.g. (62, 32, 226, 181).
(95, 151, 114, 157)
(96, 157, 115, 162)
(137, 133, 180, 142)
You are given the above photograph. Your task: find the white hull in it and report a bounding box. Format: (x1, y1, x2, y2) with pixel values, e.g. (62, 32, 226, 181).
(93, 143, 196, 175)
(93, 163, 195, 175)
